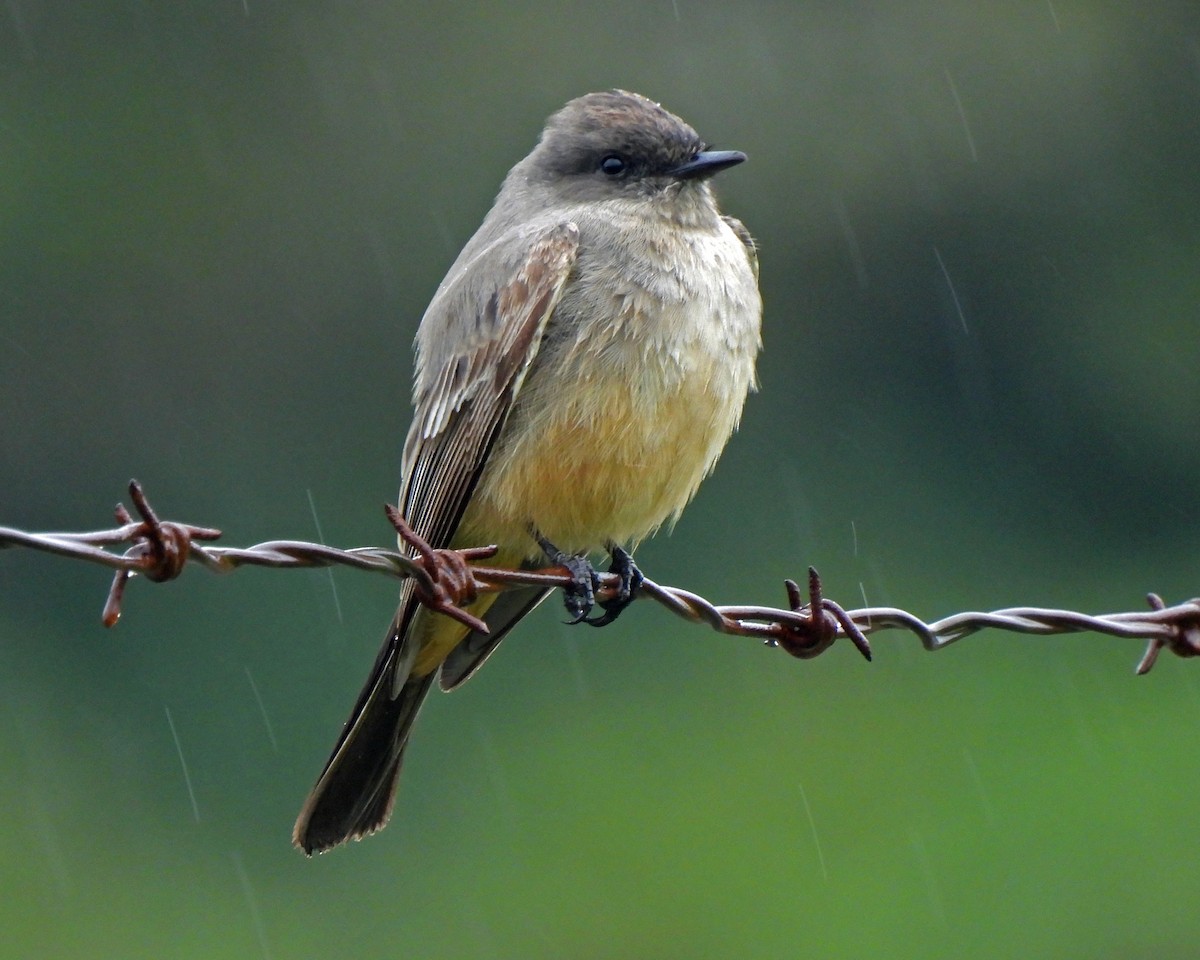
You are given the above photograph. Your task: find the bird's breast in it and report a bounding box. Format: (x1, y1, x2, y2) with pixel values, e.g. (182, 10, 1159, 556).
(457, 217, 761, 558)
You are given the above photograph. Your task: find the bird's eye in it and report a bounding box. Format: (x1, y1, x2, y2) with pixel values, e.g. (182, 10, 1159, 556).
(599, 154, 627, 176)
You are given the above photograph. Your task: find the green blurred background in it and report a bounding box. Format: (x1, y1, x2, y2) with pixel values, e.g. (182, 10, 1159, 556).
(2, 3, 1198, 958)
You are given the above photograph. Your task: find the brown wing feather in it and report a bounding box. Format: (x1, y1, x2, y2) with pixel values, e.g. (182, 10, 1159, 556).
(401, 221, 579, 551)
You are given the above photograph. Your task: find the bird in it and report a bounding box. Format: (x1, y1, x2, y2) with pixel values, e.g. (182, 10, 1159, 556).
(293, 89, 762, 855)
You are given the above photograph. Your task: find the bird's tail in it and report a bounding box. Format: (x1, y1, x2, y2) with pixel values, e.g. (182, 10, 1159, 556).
(292, 580, 542, 855)
(292, 609, 437, 856)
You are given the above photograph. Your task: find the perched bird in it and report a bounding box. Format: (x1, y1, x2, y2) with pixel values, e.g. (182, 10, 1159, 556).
(294, 90, 761, 854)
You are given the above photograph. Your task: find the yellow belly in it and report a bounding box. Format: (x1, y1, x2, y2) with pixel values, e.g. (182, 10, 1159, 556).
(457, 344, 748, 558)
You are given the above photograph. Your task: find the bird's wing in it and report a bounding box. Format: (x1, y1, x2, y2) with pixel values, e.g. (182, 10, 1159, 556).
(401, 220, 580, 553)
(392, 219, 580, 690)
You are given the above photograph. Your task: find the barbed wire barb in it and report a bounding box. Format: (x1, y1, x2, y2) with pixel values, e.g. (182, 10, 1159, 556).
(2, 481, 1198, 673)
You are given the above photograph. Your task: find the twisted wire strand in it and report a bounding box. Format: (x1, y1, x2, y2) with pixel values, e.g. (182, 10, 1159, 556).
(3, 481, 1196, 674)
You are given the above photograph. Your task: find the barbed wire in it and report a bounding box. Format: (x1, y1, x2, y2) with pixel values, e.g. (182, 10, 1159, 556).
(2, 480, 1197, 674)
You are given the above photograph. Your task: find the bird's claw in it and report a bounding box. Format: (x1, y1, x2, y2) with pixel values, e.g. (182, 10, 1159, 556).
(560, 554, 601, 624)
(536, 533, 600, 624)
(585, 546, 643, 627)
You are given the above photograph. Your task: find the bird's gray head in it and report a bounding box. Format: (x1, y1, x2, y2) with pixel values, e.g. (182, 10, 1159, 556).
(519, 90, 745, 206)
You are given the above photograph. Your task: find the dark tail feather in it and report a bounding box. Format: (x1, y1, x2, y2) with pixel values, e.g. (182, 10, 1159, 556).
(292, 639, 435, 856)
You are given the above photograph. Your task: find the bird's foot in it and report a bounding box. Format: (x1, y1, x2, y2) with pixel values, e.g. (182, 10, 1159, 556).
(537, 534, 600, 624)
(585, 545, 643, 627)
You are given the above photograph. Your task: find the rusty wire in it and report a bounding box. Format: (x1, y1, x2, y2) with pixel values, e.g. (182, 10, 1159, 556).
(2, 480, 1197, 674)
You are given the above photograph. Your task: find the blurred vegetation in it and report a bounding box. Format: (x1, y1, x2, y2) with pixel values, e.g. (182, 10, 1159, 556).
(2, 3, 1197, 958)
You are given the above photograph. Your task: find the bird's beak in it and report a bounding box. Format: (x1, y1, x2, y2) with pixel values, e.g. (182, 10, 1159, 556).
(669, 149, 747, 180)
